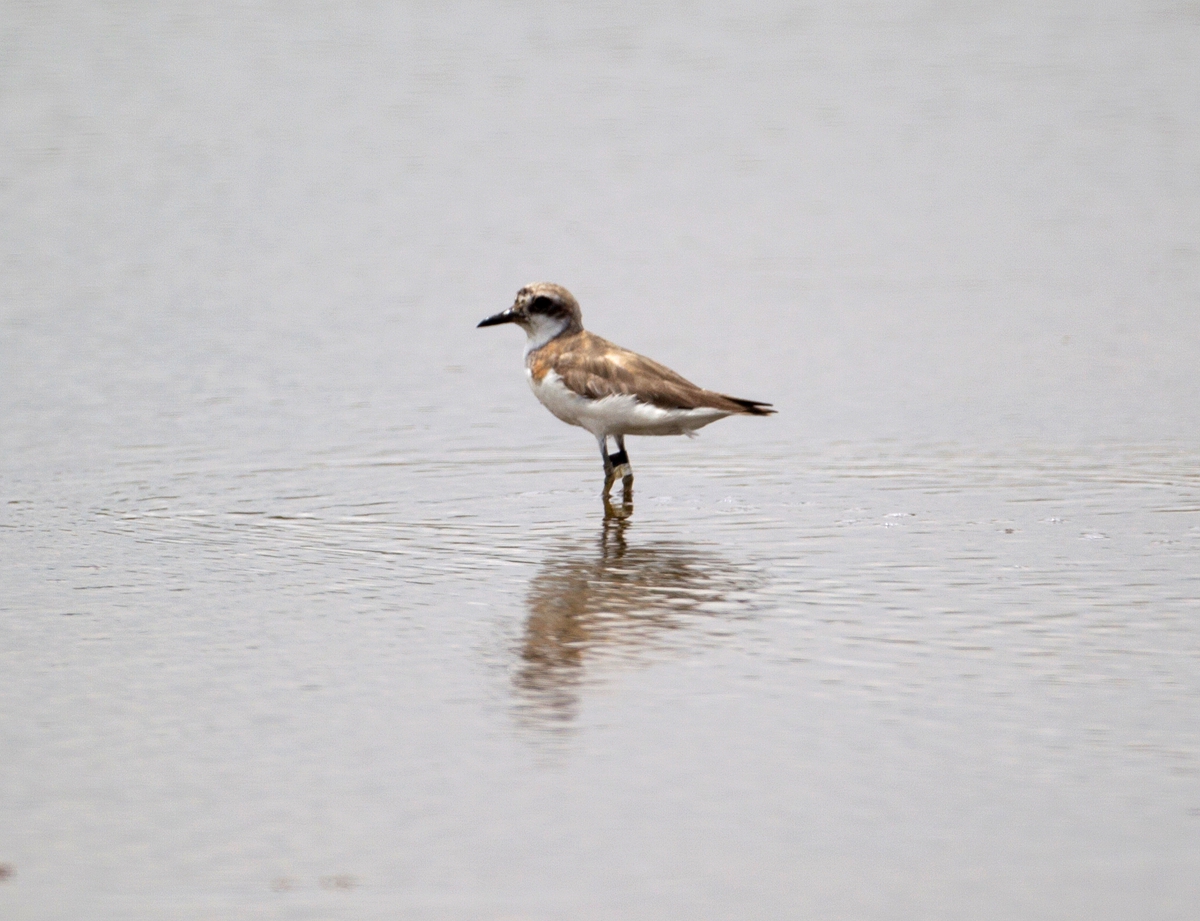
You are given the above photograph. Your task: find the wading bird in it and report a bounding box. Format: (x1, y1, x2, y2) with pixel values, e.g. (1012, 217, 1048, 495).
(478, 283, 774, 514)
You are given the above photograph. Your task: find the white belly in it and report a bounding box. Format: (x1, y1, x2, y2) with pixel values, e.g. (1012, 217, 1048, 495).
(527, 369, 730, 437)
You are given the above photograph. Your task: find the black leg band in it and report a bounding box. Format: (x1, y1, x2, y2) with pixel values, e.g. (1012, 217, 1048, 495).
(607, 448, 629, 468)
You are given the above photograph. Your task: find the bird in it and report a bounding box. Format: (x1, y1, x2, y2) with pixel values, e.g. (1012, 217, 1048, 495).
(478, 283, 774, 511)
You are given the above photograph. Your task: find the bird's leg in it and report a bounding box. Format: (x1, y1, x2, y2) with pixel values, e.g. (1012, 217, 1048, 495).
(598, 435, 633, 517)
(598, 435, 616, 499)
(612, 435, 633, 501)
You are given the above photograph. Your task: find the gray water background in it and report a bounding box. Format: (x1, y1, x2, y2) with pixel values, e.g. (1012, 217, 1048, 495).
(2, 2, 1199, 918)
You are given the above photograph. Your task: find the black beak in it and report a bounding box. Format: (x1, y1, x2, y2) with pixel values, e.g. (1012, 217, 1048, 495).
(477, 309, 518, 328)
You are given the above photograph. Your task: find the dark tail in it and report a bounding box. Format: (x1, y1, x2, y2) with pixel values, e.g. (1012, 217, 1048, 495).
(725, 396, 776, 416)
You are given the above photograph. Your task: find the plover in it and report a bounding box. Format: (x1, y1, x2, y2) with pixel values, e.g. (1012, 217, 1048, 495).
(478, 283, 774, 509)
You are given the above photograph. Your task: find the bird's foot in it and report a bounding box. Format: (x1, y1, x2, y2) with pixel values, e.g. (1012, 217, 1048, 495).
(607, 449, 632, 488)
(602, 457, 634, 518)
(603, 490, 633, 520)
(602, 467, 619, 499)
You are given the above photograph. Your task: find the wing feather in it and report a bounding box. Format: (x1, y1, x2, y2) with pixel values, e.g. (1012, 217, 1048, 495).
(551, 332, 775, 415)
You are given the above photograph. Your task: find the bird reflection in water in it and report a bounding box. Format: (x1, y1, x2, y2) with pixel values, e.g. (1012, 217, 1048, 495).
(513, 517, 758, 731)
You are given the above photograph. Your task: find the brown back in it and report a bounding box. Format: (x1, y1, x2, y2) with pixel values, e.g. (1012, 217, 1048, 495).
(531, 331, 774, 415)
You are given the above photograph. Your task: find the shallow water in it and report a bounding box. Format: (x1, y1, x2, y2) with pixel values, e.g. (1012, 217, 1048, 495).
(3, 2, 1200, 919)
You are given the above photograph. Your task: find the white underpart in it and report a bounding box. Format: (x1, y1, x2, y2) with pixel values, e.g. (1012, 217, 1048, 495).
(528, 369, 732, 437)
(521, 314, 573, 357)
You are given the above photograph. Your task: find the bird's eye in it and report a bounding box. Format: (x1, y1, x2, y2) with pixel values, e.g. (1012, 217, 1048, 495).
(528, 296, 555, 315)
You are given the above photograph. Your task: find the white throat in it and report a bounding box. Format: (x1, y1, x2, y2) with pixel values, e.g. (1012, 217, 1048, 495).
(522, 314, 572, 356)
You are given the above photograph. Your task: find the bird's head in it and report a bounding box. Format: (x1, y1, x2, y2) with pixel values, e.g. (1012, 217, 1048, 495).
(478, 283, 584, 347)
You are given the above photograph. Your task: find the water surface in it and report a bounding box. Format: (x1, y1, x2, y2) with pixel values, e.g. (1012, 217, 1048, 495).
(3, 2, 1199, 919)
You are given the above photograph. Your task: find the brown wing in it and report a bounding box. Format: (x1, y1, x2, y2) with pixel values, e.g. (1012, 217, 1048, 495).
(551, 331, 775, 415)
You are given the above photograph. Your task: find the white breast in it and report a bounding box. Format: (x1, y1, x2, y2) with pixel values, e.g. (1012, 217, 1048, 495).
(526, 369, 731, 437)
